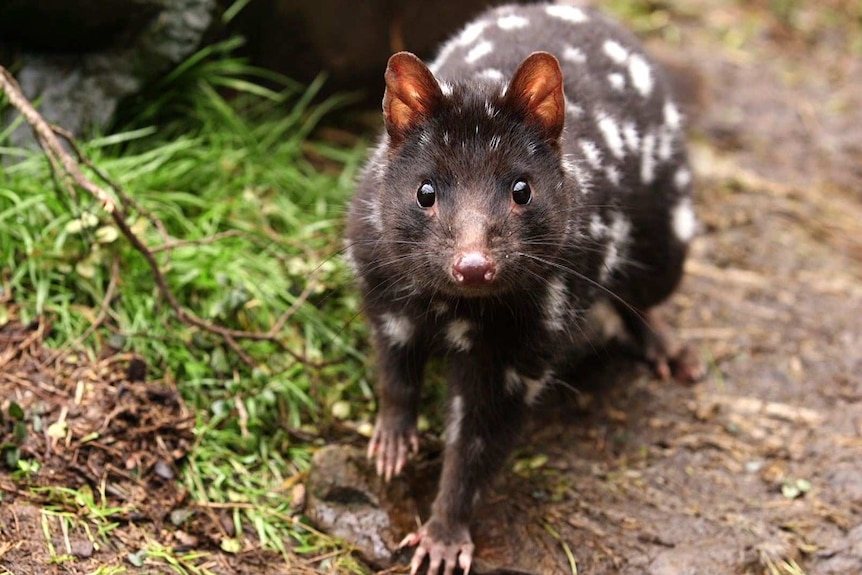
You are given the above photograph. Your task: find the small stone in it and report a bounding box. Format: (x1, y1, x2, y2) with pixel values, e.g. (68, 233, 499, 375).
(71, 540, 94, 558)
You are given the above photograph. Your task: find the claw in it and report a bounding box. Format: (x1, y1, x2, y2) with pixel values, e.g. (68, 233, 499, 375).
(399, 532, 420, 549)
(460, 550, 473, 575)
(410, 543, 428, 575)
(428, 548, 443, 575)
(367, 420, 419, 479)
(401, 522, 473, 575)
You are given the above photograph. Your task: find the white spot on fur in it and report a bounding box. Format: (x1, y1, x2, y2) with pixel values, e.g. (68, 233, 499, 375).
(342, 243, 359, 276)
(544, 277, 568, 332)
(380, 313, 414, 347)
(459, 21, 488, 45)
(579, 139, 603, 170)
(497, 14, 529, 29)
(419, 130, 432, 147)
(443, 131, 451, 146)
(489, 134, 502, 151)
(603, 40, 629, 64)
(505, 367, 522, 396)
(484, 100, 498, 118)
(362, 198, 384, 233)
(440, 82, 454, 96)
(605, 165, 621, 186)
(628, 54, 653, 97)
(506, 368, 551, 405)
(674, 167, 692, 190)
(432, 301, 450, 316)
(477, 68, 504, 82)
(546, 4, 588, 23)
(445, 319, 473, 352)
(641, 131, 657, 184)
(430, 20, 487, 73)
(562, 45, 586, 64)
(608, 72, 626, 91)
(561, 154, 583, 188)
(590, 214, 607, 239)
(658, 128, 675, 162)
(469, 437, 484, 458)
(601, 213, 632, 283)
(622, 121, 640, 152)
(664, 101, 682, 130)
(597, 114, 625, 159)
(672, 197, 696, 242)
(466, 41, 493, 64)
(584, 298, 623, 342)
(523, 373, 548, 405)
(446, 395, 464, 445)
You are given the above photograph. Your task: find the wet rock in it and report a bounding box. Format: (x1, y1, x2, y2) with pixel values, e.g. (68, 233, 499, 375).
(1, 0, 216, 147)
(305, 444, 570, 573)
(305, 444, 418, 567)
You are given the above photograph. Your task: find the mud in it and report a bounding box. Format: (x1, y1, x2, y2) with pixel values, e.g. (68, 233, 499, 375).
(309, 2, 862, 573)
(3, 1, 862, 574)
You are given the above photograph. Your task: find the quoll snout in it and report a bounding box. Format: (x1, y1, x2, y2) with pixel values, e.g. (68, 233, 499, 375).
(452, 251, 496, 286)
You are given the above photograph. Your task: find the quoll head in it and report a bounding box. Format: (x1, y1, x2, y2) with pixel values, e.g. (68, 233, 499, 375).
(375, 51, 580, 297)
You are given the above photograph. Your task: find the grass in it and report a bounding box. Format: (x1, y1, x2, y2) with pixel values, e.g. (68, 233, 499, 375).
(1, 36, 376, 572)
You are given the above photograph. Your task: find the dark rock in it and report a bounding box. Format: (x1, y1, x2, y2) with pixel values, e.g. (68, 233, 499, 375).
(1, 0, 216, 146)
(305, 444, 570, 574)
(305, 444, 418, 567)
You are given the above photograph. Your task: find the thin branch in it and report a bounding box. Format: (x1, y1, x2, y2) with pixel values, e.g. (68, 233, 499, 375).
(0, 64, 329, 369)
(150, 230, 244, 253)
(0, 69, 115, 212)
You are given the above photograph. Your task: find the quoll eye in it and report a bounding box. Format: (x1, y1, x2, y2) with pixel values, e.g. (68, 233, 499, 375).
(417, 180, 436, 208)
(512, 179, 532, 205)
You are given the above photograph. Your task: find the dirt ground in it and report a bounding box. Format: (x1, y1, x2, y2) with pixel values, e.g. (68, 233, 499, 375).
(2, 1, 862, 574)
(479, 2, 862, 572)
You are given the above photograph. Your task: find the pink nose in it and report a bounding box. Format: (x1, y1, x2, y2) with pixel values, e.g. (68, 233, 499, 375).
(452, 252, 496, 286)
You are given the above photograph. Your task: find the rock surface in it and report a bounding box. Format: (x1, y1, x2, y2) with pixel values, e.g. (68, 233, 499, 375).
(1, 0, 216, 146)
(305, 443, 571, 574)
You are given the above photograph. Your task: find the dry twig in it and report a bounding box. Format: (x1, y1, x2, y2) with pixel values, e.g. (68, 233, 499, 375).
(0, 65, 322, 369)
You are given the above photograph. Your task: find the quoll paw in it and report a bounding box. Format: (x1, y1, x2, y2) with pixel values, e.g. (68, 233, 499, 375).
(366, 419, 419, 481)
(400, 519, 474, 575)
(648, 344, 705, 384)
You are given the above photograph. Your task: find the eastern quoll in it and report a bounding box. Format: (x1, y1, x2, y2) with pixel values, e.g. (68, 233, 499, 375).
(345, 3, 702, 573)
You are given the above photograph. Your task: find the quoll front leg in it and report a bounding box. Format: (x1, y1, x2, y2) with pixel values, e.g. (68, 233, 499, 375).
(403, 351, 535, 575)
(616, 305, 705, 383)
(366, 314, 429, 481)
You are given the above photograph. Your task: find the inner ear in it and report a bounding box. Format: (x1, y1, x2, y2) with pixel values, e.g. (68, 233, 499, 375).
(505, 52, 565, 143)
(383, 52, 444, 145)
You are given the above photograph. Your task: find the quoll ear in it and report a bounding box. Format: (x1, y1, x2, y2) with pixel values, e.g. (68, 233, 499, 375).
(383, 52, 444, 145)
(505, 52, 566, 143)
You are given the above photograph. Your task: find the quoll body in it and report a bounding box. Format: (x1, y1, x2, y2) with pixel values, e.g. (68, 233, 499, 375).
(345, 3, 698, 573)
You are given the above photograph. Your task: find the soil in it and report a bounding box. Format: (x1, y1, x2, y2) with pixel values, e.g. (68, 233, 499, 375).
(2, 1, 861, 574)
